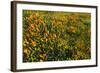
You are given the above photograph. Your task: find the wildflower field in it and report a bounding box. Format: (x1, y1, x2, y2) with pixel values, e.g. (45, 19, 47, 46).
(23, 10, 91, 62)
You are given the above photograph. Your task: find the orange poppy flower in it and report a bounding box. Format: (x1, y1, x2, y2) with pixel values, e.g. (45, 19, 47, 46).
(31, 41, 36, 47)
(29, 15, 33, 20)
(30, 24, 34, 29)
(39, 19, 44, 24)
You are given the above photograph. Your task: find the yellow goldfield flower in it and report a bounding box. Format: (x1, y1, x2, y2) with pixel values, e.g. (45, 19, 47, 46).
(39, 54, 46, 59)
(39, 54, 44, 58)
(23, 48, 30, 55)
(40, 59, 43, 62)
(53, 34, 57, 38)
(70, 26, 77, 33)
(36, 13, 39, 17)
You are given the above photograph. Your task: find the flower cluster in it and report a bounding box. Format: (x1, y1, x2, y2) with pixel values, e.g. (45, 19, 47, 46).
(23, 10, 91, 62)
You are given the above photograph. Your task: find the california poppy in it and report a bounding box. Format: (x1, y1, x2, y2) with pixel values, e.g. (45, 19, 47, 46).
(31, 41, 36, 47)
